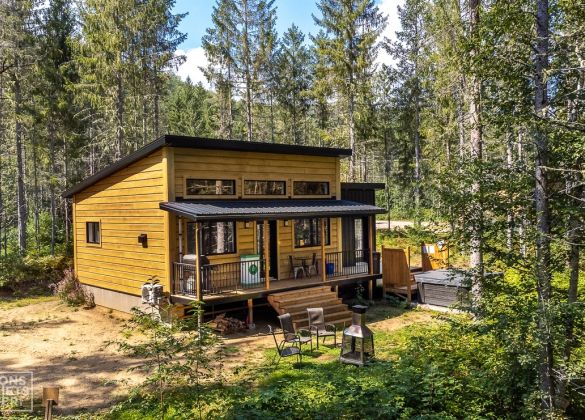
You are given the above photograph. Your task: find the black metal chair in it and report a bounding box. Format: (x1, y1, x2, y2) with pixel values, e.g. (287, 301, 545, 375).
(306, 253, 319, 277)
(289, 255, 306, 279)
(278, 313, 313, 352)
(307, 307, 337, 349)
(268, 325, 302, 364)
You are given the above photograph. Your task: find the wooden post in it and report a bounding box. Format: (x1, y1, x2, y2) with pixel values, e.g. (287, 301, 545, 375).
(195, 222, 202, 301)
(368, 215, 375, 301)
(264, 220, 270, 290)
(320, 218, 326, 282)
(247, 298, 254, 327)
(368, 215, 374, 275)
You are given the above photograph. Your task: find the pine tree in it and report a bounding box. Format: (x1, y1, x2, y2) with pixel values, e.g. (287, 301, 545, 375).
(384, 0, 427, 223)
(314, 0, 386, 180)
(275, 25, 312, 145)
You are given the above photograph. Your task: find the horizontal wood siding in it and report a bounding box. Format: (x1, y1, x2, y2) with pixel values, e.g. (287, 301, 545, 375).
(276, 218, 339, 280)
(74, 149, 167, 296)
(173, 148, 339, 199)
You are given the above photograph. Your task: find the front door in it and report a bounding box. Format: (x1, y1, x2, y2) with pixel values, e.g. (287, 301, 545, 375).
(342, 216, 367, 266)
(257, 220, 278, 279)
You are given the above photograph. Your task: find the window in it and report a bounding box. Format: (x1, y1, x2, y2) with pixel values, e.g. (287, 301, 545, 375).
(244, 180, 286, 195)
(294, 218, 330, 248)
(185, 179, 235, 196)
(293, 181, 330, 196)
(86, 222, 100, 244)
(187, 221, 236, 255)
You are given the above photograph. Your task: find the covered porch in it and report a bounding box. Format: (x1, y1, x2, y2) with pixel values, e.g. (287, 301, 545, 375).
(160, 199, 385, 301)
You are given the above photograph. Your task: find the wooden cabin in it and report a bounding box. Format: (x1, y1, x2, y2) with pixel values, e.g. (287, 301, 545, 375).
(63, 135, 385, 320)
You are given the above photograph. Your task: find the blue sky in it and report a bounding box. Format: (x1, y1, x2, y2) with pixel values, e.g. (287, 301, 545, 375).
(173, 0, 403, 85)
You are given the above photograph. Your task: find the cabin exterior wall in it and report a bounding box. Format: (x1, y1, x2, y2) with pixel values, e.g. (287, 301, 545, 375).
(73, 148, 170, 299)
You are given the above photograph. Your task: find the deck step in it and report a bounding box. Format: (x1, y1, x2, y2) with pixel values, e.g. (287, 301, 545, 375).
(286, 299, 344, 315)
(268, 286, 352, 330)
(289, 303, 347, 319)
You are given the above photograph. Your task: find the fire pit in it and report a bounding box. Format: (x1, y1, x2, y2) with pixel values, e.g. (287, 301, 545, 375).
(339, 305, 374, 366)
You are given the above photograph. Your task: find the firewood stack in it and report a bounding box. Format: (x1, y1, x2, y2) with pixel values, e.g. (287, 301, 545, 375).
(208, 313, 247, 335)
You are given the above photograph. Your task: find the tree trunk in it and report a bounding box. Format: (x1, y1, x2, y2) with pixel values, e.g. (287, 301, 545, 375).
(115, 68, 124, 159)
(243, 0, 253, 141)
(14, 75, 27, 255)
(348, 87, 357, 181)
(468, 0, 484, 297)
(49, 119, 56, 256)
(506, 131, 514, 250)
(533, 0, 555, 411)
(413, 84, 422, 227)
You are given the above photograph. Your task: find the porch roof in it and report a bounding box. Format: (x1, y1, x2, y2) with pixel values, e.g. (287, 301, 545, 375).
(159, 199, 385, 221)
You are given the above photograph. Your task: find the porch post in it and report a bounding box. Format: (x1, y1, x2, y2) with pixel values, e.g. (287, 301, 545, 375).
(263, 219, 270, 290)
(178, 216, 183, 263)
(320, 218, 326, 282)
(195, 221, 202, 301)
(368, 215, 375, 301)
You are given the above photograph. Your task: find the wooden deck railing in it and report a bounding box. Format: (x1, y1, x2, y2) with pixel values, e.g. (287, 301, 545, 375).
(174, 258, 266, 296)
(325, 249, 370, 278)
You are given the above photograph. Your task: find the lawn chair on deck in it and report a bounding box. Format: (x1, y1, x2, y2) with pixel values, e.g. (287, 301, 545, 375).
(307, 307, 337, 349)
(306, 253, 319, 277)
(278, 313, 312, 352)
(268, 325, 302, 365)
(289, 255, 306, 279)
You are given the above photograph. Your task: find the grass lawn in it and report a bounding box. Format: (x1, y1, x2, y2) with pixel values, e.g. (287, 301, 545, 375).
(103, 304, 522, 420)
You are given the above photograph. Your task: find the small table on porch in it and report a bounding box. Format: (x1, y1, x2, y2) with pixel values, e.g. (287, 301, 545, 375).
(294, 256, 317, 277)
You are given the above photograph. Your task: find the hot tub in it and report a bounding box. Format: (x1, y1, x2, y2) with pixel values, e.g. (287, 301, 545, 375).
(413, 269, 469, 307)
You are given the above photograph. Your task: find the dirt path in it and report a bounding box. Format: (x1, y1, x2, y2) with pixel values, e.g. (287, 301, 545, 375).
(0, 299, 143, 414)
(0, 299, 436, 415)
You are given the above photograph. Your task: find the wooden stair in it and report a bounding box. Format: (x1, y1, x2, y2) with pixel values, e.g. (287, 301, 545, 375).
(267, 286, 353, 329)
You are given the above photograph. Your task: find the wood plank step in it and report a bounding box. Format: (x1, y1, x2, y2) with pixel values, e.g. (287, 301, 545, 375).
(294, 308, 353, 324)
(269, 286, 332, 302)
(289, 303, 348, 318)
(272, 292, 338, 307)
(285, 299, 344, 314)
(268, 285, 331, 298)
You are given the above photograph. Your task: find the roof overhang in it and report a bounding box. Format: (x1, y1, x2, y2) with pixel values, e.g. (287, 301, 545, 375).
(159, 199, 386, 221)
(63, 135, 352, 198)
(341, 182, 385, 190)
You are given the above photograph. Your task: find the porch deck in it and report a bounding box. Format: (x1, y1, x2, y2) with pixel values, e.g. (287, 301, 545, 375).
(171, 272, 381, 305)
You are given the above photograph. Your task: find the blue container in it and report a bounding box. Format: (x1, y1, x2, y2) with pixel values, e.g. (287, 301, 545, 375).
(326, 262, 335, 275)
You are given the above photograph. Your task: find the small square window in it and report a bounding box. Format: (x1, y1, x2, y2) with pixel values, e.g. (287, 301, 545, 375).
(86, 222, 100, 244)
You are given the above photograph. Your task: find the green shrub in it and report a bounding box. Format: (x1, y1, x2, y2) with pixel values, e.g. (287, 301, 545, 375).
(50, 268, 95, 308)
(0, 253, 71, 295)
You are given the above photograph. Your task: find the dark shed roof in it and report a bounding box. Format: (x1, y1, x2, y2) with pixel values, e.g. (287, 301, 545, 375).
(62, 135, 352, 198)
(159, 199, 385, 221)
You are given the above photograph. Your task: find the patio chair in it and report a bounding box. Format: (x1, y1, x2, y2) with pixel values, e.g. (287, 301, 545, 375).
(306, 253, 319, 277)
(268, 325, 302, 365)
(278, 313, 312, 352)
(306, 307, 337, 349)
(289, 255, 306, 279)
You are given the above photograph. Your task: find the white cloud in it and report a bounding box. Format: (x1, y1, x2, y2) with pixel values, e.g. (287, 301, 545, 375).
(174, 47, 210, 88)
(377, 0, 404, 66)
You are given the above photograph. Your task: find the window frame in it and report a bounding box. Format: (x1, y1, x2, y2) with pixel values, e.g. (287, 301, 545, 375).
(292, 181, 330, 196)
(293, 218, 331, 249)
(85, 221, 101, 246)
(184, 178, 237, 198)
(186, 221, 238, 256)
(243, 179, 287, 196)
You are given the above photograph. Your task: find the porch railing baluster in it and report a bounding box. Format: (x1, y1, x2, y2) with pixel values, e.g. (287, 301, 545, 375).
(173, 258, 265, 297)
(324, 249, 370, 279)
